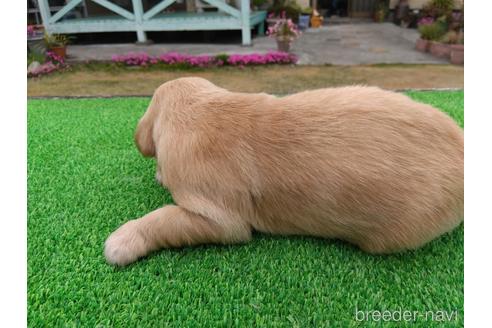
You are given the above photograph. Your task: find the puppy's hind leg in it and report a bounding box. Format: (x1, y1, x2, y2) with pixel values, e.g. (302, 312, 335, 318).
(104, 205, 251, 266)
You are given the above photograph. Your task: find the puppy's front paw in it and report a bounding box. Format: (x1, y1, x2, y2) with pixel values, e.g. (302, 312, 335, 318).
(104, 220, 148, 266)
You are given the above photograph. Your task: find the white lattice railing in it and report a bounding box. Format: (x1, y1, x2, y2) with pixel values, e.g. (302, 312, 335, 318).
(36, 0, 258, 45)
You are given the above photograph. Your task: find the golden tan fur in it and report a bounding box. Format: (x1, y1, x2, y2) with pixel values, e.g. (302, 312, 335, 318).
(104, 77, 464, 266)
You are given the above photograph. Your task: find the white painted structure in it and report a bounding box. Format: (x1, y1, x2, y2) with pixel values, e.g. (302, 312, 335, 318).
(35, 0, 267, 45)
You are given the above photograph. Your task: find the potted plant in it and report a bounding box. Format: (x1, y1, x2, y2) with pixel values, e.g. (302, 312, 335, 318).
(267, 0, 302, 25)
(310, 9, 324, 28)
(416, 17, 436, 51)
(449, 6, 464, 65)
(429, 42, 450, 58)
(44, 33, 70, 59)
(27, 25, 46, 55)
(374, 0, 389, 23)
(442, 30, 463, 64)
(417, 16, 446, 56)
(421, 0, 454, 19)
(266, 12, 300, 53)
(427, 17, 451, 58)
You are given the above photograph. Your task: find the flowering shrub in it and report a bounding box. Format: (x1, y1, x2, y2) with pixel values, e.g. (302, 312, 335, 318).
(112, 52, 154, 66)
(417, 17, 435, 26)
(111, 51, 297, 67)
(227, 52, 297, 65)
(27, 25, 35, 37)
(158, 53, 216, 67)
(28, 51, 68, 78)
(27, 62, 58, 77)
(418, 21, 447, 41)
(27, 25, 44, 38)
(450, 11, 463, 31)
(266, 12, 301, 42)
(46, 51, 65, 65)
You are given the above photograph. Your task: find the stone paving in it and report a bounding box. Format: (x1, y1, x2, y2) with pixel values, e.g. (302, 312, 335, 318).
(67, 23, 446, 65)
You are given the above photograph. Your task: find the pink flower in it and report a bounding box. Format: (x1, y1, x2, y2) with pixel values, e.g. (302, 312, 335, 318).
(418, 17, 434, 26)
(111, 51, 298, 68)
(266, 16, 301, 41)
(27, 25, 35, 37)
(28, 54, 68, 78)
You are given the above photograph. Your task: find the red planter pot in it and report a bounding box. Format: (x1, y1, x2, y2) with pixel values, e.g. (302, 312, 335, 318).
(429, 42, 451, 59)
(415, 38, 429, 52)
(50, 46, 67, 59)
(450, 44, 464, 65)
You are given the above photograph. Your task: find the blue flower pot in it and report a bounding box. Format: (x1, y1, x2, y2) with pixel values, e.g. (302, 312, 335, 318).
(298, 15, 310, 30)
(28, 35, 46, 55)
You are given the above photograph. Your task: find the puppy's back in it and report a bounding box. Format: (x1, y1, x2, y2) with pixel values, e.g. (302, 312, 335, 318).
(159, 81, 463, 253)
(247, 86, 463, 252)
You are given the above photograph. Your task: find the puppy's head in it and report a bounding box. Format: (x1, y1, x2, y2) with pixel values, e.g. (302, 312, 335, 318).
(135, 94, 159, 157)
(135, 77, 220, 157)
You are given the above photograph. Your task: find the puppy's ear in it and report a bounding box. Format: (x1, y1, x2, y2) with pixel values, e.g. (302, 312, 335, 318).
(135, 115, 155, 157)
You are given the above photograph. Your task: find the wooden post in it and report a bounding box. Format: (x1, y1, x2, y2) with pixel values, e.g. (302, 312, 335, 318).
(240, 0, 251, 45)
(36, 0, 52, 33)
(132, 0, 148, 43)
(49, 0, 83, 24)
(258, 20, 265, 36)
(186, 0, 196, 13)
(144, 0, 177, 20)
(313, 0, 318, 10)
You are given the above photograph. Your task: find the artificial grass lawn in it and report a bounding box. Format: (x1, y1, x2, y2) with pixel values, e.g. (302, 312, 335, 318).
(28, 91, 464, 327)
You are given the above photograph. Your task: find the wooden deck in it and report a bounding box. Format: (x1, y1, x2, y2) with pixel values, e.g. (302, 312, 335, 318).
(36, 0, 267, 45)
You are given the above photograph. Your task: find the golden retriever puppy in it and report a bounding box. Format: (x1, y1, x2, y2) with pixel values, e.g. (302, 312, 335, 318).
(104, 77, 463, 266)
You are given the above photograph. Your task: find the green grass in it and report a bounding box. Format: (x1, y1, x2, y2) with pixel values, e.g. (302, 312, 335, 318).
(28, 91, 464, 327)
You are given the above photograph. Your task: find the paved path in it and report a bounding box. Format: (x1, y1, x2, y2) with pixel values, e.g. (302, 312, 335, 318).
(67, 23, 446, 65)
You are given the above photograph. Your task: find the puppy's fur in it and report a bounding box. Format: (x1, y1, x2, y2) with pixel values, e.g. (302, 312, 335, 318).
(104, 77, 463, 266)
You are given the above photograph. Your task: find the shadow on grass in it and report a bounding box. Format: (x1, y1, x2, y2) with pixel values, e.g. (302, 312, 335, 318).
(112, 221, 463, 273)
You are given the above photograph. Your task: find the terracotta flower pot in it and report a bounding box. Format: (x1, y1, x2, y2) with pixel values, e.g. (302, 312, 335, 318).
(415, 38, 429, 52)
(429, 41, 451, 59)
(450, 44, 464, 65)
(276, 39, 291, 53)
(310, 16, 323, 28)
(50, 46, 67, 59)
